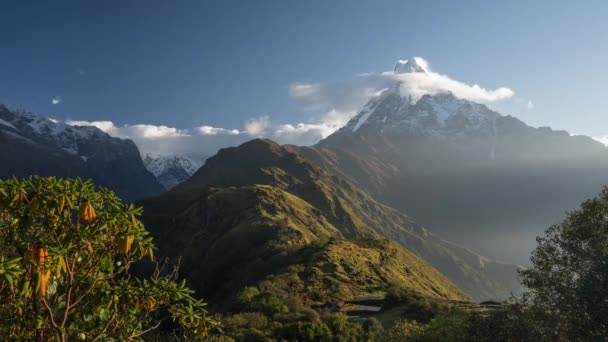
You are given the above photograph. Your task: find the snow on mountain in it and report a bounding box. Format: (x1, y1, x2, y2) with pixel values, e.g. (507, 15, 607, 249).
(0, 104, 108, 160)
(142, 153, 204, 190)
(0, 104, 164, 200)
(350, 84, 401, 132)
(0, 117, 16, 130)
(0, 103, 200, 192)
(394, 57, 427, 74)
(343, 59, 501, 139)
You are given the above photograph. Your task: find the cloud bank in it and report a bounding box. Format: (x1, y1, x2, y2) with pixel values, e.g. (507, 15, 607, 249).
(68, 57, 517, 157)
(67, 120, 246, 157)
(66, 115, 327, 158)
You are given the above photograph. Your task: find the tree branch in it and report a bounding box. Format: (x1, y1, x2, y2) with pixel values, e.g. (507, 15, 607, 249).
(40, 298, 59, 328)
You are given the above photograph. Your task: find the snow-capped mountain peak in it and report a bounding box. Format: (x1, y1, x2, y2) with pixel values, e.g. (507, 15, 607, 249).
(394, 57, 427, 74)
(0, 104, 109, 159)
(0, 104, 164, 200)
(343, 86, 500, 139)
(348, 57, 499, 134)
(142, 153, 205, 190)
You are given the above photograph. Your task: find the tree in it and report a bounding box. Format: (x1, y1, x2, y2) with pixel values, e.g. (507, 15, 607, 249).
(0, 177, 217, 341)
(520, 186, 608, 339)
(467, 303, 552, 342)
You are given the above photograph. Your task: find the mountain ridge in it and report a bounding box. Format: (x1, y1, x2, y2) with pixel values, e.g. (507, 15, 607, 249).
(0, 104, 163, 201)
(147, 138, 522, 301)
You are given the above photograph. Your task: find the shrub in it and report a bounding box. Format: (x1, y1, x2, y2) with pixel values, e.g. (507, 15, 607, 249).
(383, 313, 470, 342)
(223, 312, 269, 331)
(0, 177, 217, 341)
(362, 317, 384, 335)
(238, 286, 261, 307)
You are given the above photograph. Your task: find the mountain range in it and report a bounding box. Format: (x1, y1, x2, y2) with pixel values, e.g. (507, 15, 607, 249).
(0, 104, 163, 201)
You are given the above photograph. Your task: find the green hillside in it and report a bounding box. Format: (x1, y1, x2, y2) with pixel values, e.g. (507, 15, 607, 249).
(142, 184, 336, 302)
(269, 238, 470, 303)
(142, 183, 468, 305)
(143, 139, 520, 301)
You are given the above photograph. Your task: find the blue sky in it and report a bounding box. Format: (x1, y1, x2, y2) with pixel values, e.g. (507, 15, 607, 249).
(2, 0, 608, 154)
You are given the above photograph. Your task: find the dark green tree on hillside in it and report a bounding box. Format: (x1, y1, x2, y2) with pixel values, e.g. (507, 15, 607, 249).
(0, 177, 217, 341)
(520, 187, 608, 339)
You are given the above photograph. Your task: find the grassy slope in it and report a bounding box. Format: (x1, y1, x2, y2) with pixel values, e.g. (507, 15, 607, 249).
(143, 139, 518, 301)
(142, 184, 468, 307)
(280, 238, 470, 302)
(142, 184, 342, 302)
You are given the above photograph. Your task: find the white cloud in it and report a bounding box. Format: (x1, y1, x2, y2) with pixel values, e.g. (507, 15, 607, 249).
(390, 58, 514, 102)
(65, 120, 249, 158)
(244, 116, 271, 136)
(126, 124, 190, 138)
(272, 123, 333, 145)
(51, 97, 61, 105)
(67, 120, 188, 138)
(65, 114, 331, 157)
(195, 126, 240, 136)
(289, 82, 387, 134)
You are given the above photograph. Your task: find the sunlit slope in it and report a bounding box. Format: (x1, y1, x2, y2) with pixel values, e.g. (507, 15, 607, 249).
(143, 139, 521, 300)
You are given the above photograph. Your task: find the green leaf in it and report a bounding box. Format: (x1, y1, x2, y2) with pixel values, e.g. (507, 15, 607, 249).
(98, 308, 111, 321)
(5, 274, 13, 288)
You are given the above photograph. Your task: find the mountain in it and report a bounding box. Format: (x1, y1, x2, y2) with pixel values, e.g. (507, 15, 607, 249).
(295, 59, 608, 264)
(142, 153, 204, 190)
(0, 105, 163, 201)
(142, 183, 469, 307)
(278, 238, 471, 303)
(393, 57, 428, 74)
(142, 139, 522, 301)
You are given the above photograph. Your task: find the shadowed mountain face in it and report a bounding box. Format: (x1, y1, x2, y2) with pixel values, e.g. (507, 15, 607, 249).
(142, 139, 522, 302)
(0, 105, 163, 201)
(297, 89, 608, 265)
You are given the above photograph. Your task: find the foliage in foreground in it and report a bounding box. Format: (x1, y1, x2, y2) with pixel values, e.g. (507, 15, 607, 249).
(518, 186, 608, 339)
(0, 177, 217, 341)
